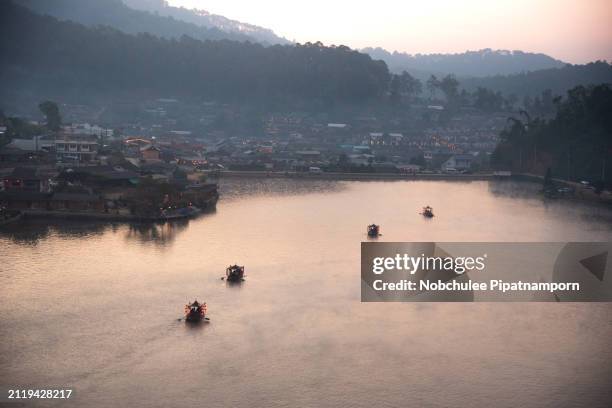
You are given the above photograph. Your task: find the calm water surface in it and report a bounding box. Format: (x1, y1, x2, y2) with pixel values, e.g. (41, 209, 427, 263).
(1, 179, 611, 408)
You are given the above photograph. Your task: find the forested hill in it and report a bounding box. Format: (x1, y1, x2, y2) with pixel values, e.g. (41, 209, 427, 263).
(0, 1, 390, 105)
(363, 48, 565, 77)
(123, 0, 289, 45)
(462, 62, 612, 97)
(14, 0, 271, 44)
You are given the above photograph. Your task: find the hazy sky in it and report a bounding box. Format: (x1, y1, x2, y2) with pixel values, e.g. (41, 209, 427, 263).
(167, 0, 611, 63)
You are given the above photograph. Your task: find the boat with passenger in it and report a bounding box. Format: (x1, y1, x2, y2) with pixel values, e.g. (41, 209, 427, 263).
(421, 206, 434, 218)
(184, 300, 207, 322)
(367, 224, 380, 237)
(225, 265, 245, 282)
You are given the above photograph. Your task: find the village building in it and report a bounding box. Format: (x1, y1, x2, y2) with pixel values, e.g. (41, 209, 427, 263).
(140, 145, 161, 161)
(55, 137, 99, 163)
(441, 154, 474, 172)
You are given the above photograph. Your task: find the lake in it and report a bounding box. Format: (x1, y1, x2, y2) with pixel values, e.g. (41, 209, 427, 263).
(1, 179, 611, 407)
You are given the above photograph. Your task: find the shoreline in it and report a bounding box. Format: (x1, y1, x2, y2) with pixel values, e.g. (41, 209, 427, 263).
(20, 209, 159, 222)
(2, 175, 608, 227)
(209, 170, 612, 205)
(207, 170, 496, 181)
(1, 206, 215, 225)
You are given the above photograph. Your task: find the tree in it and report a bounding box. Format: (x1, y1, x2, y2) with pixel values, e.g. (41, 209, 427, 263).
(492, 84, 612, 186)
(473, 87, 504, 112)
(439, 74, 459, 103)
(399, 71, 422, 100)
(390, 71, 423, 105)
(426, 75, 440, 100)
(389, 74, 402, 106)
(38, 100, 61, 131)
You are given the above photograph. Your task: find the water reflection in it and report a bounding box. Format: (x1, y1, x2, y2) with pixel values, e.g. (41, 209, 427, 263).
(0, 219, 109, 246)
(0, 213, 219, 248)
(183, 319, 210, 330)
(218, 177, 345, 201)
(487, 180, 542, 198)
(225, 279, 244, 289)
(125, 220, 190, 246)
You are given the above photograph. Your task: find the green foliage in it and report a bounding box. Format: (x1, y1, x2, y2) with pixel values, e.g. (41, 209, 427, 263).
(0, 2, 390, 106)
(463, 61, 612, 98)
(364, 47, 564, 78)
(439, 75, 459, 102)
(492, 84, 612, 185)
(389, 71, 422, 105)
(38, 100, 61, 131)
(0, 114, 45, 143)
(426, 75, 439, 99)
(15, 0, 263, 44)
(472, 87, 505, 112)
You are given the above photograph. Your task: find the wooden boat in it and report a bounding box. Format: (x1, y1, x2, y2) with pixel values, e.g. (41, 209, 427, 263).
(226, 265, 245, 282)
(421, 206, 434, 218)
(184, 300, 207, 321)
(367, 224, 380, 237)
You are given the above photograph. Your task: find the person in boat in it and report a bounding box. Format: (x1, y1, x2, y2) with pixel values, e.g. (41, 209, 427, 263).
(226, 265, 245, 281)
(185, 300, 206, 321)
(422, 206, 434, 217)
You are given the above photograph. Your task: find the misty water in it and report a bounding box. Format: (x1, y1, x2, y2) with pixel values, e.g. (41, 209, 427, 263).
(1, 179, 611, 408)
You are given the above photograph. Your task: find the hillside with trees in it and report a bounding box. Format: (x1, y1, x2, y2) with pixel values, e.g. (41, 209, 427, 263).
(0, 1, 389, 107)
(122, 0, 289, 45)
(363, 48, 565, 77)
(462, 62, 612, 97)
(15, 0, 269, 44)
(491, 84, 612, 187)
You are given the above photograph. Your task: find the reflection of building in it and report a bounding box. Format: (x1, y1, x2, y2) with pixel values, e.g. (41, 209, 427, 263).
(55, 137, 99, 163)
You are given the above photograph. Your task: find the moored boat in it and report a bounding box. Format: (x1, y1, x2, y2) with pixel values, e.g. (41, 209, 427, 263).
(367, 224, 380, 237)
(184, 300, 207, 321)
(226, 265, 245, 282)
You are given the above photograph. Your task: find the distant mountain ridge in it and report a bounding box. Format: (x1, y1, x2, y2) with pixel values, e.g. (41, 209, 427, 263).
(123, 0, 289, 45)
(363, 47, 566, 78)
(15, 0, 288, 45)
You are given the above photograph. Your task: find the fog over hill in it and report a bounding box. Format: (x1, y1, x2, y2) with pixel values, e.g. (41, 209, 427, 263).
(123, 0, 290, 45)
(363, 47, 566, 78)
(14, 0, 288, 45)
